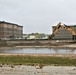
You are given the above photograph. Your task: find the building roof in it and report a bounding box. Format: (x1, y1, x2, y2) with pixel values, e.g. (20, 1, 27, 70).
(64, 24, 76, 27)
(0, 21, 23, 27)
(52, 25, 76, 27)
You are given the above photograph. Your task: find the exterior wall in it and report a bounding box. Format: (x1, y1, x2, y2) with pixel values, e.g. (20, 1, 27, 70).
(17, 26, 23, 38)
(0, 23, 4, 38)
(0, 21, 23, 40)
(72, 26, 76, 32)
(52, 25, 76, 40)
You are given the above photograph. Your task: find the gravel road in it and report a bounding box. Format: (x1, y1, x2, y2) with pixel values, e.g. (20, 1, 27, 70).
(0, 65, 76, 75)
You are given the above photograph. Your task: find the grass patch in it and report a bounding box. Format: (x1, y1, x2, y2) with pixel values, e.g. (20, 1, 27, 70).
(0, 55, 76, 66)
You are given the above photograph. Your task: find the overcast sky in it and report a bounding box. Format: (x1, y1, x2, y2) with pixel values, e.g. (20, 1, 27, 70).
(0, 0, 76, 34)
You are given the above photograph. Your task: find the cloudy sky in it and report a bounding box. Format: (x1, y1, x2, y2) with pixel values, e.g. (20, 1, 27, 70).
(0, 0, 76, 34)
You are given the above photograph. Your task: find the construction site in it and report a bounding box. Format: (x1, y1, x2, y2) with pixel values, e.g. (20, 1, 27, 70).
(0, 21, 76, 48)
(0, 22, 76, 75)
(0, 21, 76, 40)
(0, 0, 76, 75)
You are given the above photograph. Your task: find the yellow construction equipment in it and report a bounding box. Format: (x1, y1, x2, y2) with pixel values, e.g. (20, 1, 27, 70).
(51, 22, 76, 40)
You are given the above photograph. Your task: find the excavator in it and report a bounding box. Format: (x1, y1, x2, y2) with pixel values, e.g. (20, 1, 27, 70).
(51, 22, 76, 40)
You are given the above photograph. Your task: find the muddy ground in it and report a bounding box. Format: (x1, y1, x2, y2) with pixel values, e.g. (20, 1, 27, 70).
(0, 40, 76, 48)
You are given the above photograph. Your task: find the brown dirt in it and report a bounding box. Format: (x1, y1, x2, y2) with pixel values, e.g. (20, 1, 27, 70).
(0, 54, 76, 59)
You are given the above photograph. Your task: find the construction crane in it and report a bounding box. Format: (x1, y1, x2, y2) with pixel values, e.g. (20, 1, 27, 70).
(51, 22, 76, 40)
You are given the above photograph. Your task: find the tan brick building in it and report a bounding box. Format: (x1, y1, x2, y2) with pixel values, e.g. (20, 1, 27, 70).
(0, 21, 23, 40)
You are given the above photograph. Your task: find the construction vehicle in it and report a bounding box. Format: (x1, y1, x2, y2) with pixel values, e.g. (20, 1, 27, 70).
(51, 22, 76, 40)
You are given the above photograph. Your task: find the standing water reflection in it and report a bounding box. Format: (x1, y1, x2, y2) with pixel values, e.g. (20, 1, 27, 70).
(0, 47, 76, 54)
